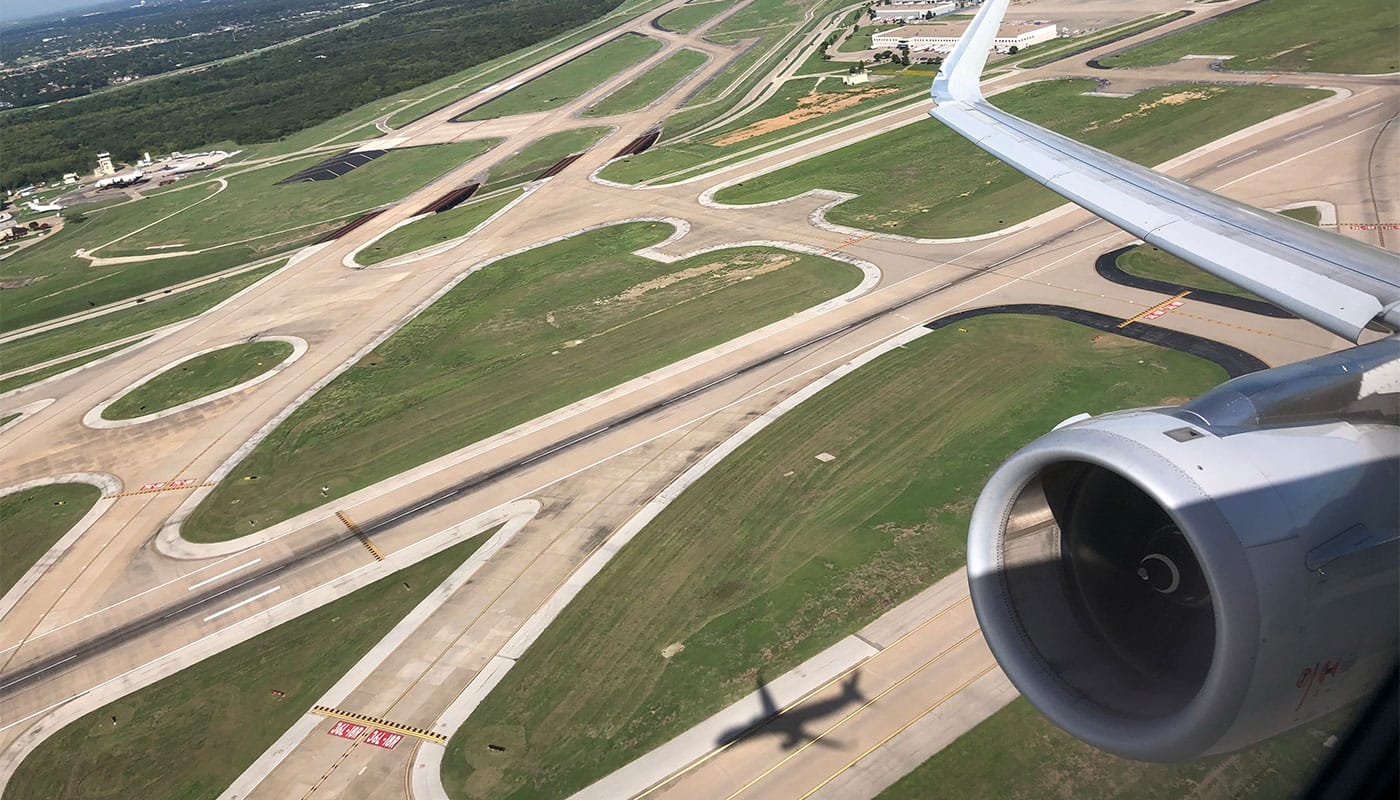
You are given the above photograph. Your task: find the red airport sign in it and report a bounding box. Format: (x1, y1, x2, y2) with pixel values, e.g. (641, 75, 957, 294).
(364, 729, 404, 750)
(327, 720, 366, 740)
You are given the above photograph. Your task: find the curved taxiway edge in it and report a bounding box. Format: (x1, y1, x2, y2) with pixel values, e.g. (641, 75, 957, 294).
(343, 184, 541, 270)
(0, 500, 534, 796)
(409, 324, 934, 800)
(1093, 246, 1294, 319)
(0, 399, 55, 433)
(0, 472, 123, 623)
(216, 499, 539, 800)
(416, 307, 1271, 799)
(82, 336, 308, 430)
(924, 304, 1269, 377)
(157, 218, 878, 559)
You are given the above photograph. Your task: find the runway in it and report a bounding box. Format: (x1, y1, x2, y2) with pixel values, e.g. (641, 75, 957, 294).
(0, 0, 1395, 795)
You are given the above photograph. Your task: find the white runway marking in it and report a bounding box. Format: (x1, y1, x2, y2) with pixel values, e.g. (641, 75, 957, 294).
(1348, 102, 1386, 118)
(0, 656, 74, 691)
(1216, 149, 1257, 168)
(187, 559, 261, 591)
(202, 587, 281, 623)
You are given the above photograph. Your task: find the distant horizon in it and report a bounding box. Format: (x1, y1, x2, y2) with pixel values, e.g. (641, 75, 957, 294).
(5, 0, 129, 25)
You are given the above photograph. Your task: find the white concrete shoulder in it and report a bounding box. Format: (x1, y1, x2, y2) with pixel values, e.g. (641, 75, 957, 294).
(82, 336, 307, 430)
(411, 324, 931, 800)
(0, 399, 55, 432)
(0, 501, 528, 793)
(0, 472, 123, 623)
(217, 500, 539, 800)
(158, 219, 878, 559)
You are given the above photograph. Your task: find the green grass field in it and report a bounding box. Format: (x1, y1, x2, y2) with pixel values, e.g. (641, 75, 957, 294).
(1, 141, 497, 333)
(111, 140, 500, 255)
(357, 191, 523, 266)
(0, 484, 102, 596)
(101, 339, 293, 420)
(460, 33, 663, 121)
(439, 314, 1229, 799)
(483, 127, 611, 191)
(0, 342, 140, 395)
(1100, 0, 1399, 73)
(840, 23, 901, 53)
(5, 533, 489, 800)
(379, 0, 675, 130)
(583, 48, 709, 117)
(712, 80, 1327, 238)
(2, 262, 282, 376)
(655, 0, 730, 33)
(183, 222, 863, 542)
(879, 698, 1343, 800)
(598, 76, 925, 185)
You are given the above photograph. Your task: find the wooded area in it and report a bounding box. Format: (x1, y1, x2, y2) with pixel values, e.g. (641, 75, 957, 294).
(1, 0, 622, 189)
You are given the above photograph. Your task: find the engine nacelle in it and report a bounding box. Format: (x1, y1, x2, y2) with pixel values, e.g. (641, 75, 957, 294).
(967, 356, 1399, 761)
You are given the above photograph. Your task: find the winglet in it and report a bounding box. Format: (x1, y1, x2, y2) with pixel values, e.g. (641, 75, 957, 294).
(931, 0, 1010, 105)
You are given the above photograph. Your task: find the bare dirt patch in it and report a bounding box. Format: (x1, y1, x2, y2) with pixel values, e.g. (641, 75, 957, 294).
(660, 642, 685, 659)
(709, 86, 898, 147)
(0, 276, 45, 289)
(1082, 88, 1221, 132)
(608, 253, 798, 305)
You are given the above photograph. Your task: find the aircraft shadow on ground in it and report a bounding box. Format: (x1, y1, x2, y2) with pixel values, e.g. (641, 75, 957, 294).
(715, 670, 867, 750)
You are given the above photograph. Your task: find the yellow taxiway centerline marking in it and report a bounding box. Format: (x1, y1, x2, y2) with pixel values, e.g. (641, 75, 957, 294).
(634, 596, 973, 799)
(797, 663, 1001, 800)
(722, 629, 985, 800)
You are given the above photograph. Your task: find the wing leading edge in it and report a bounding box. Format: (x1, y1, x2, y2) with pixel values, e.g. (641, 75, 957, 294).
(929, 0, 1400, 342)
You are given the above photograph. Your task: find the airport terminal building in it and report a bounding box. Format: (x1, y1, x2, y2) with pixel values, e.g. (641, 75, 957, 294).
(872, 21, 1058, 53)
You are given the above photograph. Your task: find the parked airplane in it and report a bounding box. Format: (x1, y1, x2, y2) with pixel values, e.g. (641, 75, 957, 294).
(931, 0, 1399, 766)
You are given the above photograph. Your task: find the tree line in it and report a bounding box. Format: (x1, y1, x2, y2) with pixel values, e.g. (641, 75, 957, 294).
(1, 0, 622, 189)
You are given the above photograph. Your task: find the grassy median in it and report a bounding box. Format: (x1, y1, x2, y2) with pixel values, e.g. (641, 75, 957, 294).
(0, 342, 140, 395)
(655, 0, 729, 33)
(1099, 0, 1398, 74)
(0, 483, 102, 596)
(2, 262, 283, 376)
(184, 222, 864, 542)
(439, 314, 1229, 799)
(583, 48, 709, 117)
(101, 339, 293, 420)
(357, 191, 523, 266)
(1, 141, 497, 332)
(5, 533, 490, 800)
(483, 127, 612, 191)
(879, 697, 1344, 800)
(460, 33, 663, 120)
(712, 80, 1327, 238)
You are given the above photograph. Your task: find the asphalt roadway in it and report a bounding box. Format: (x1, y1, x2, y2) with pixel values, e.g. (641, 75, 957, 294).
(0, 0, 1396, 796)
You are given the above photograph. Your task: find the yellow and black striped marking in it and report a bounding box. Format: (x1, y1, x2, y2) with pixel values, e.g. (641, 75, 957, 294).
(1119, 291, 1190, 329)
(335, 511, 384, 561)
(310, 705, 446, 744)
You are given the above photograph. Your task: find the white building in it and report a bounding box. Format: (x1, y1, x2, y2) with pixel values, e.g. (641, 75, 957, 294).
(62, 172, 80, 185)
(872, 21, 1058, 53)
(95, 152, 115, 177)
(870, 2, 956, 23)
(842, 70, 871, 86)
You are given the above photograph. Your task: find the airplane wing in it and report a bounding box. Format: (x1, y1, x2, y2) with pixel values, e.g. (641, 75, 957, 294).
(928, 0, 1400, 342)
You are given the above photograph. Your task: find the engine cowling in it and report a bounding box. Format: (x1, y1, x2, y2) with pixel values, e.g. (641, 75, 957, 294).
(967, 388, 1399, 761)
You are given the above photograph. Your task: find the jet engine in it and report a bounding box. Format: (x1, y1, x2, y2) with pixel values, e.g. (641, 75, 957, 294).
(967, 338, 1400, 761)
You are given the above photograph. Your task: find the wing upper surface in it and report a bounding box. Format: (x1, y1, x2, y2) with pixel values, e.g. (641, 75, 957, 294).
(929, 0, 1400, 341)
